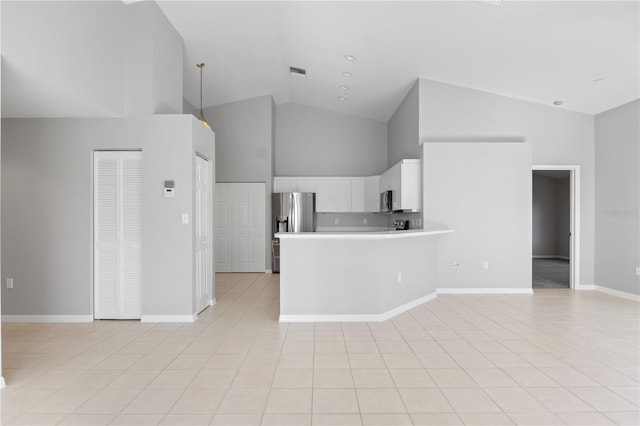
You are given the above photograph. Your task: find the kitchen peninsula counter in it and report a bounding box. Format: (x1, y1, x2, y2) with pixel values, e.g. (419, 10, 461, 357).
(277, 228, 454, 322)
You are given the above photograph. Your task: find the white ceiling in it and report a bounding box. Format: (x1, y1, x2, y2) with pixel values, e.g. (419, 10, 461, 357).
(159, 0, 639, 122)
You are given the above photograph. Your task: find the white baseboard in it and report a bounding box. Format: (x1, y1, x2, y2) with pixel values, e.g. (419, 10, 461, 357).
(210, 298, 216, 306)
(266, 269, 273, 274)
(1, 315, 94, 323)
(593, 286, 640, 302)
(437, 288, 534, 295)
(575, 284, 595, 291)
(0, 377, 5, 389)
(533, 255, 570, 260)
(279, 292, 437, 323)
(140, 314, 196, 323)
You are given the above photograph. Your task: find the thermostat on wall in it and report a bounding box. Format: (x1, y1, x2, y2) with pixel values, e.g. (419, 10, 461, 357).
(164, 180, 175, 198)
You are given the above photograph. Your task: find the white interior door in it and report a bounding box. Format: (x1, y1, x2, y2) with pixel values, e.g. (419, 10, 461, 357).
(233, 184, 249, 272)
(215, 183, 232, 272)
(195, 155, 212, 313)
(249, 183, 266, 272)
(94, 151, 142, 320)
(215, 182, 266, 273)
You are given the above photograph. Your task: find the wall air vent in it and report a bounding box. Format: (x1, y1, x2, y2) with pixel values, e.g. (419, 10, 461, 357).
(289, 66, 307, 77)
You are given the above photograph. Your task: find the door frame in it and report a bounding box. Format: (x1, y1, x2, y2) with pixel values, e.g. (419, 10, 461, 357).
(531, 165, 581, 289)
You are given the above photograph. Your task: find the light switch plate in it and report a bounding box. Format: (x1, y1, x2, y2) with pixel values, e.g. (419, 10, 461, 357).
(182, 213, 189, 224)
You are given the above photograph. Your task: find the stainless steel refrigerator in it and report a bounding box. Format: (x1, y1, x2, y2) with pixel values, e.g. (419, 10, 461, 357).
(271, 192, 316, 273)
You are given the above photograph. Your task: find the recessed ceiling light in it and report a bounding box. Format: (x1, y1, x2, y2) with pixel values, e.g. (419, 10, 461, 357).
(553, 100, 563, 106)
(340, 85, 350, 91)
(344, 55, 356, 61)
(343, 72, 353, 77)
(289, 66, 307, 77)
(338, 96, 346, 101)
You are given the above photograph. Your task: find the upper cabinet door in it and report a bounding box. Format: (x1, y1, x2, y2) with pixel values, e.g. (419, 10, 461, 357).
(351, 178, 365, 212)
(316, 179, 339, 212)
(273, 177, 296, 192)
(364, 176, 380, 212)
(296, 178, 317, 193)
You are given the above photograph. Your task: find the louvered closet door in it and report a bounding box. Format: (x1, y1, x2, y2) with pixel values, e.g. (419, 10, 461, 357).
(94, 151, 142, 319)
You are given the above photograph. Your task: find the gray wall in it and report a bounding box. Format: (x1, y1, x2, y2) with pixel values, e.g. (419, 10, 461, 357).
(2, 1, 183, 118)
(125, 1, 184, 116)
(1, 1, 126, 117)
(419, 79, 595, 286)
(557, 177, 570, 258)
(183, 99, 199, 117)
(532, 174, 570, 258)
(276, 103, 387, 176)
(595, 100, 640, 296)
(388, 81, 420, 167)
(423, 142, 533, 290)
(1, 116, 214, 317)
(207, 95, 275, 271)
(533, 175, 559, 256)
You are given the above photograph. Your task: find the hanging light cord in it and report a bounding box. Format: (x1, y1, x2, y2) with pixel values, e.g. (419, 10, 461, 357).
(196, 63, 211, 129)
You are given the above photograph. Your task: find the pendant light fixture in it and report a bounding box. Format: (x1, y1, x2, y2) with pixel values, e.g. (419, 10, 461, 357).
(196, 63, 212, 130)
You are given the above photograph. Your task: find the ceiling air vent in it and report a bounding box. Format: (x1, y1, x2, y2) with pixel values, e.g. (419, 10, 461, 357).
(289, 66, 307, 77)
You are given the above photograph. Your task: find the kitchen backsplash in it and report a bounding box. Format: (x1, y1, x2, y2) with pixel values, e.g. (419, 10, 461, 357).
(316, 212, 423, 231)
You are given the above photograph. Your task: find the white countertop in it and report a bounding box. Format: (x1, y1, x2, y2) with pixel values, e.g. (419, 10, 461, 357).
(276, 228, 454, 240)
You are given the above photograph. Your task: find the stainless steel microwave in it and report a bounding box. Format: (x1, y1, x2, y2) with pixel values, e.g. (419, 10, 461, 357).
(380, 190, 393, 213)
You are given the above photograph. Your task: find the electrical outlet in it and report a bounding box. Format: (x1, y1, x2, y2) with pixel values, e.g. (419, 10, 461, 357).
(334, 218, 339, 225)
(453, 262, 460, 269)
(6, 278, 13, 289)
(181, 213, 189, 224)
(363, 217, 368, 225)
(636, 266, 640, 276)
(397, 272, 402, 283)
(483, 261, 489, 270)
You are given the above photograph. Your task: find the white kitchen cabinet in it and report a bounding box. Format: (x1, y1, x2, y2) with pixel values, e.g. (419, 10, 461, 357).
(273, 177, 317, 193)
(364, 175, 381, 212)
(297, 178, 317, 193)
(274, 175, 383, 213)
(273, 177, 296, 192)
(316, 178, 353, 212)
(380, 159, 421, 212)
(351, 178, 365, 212)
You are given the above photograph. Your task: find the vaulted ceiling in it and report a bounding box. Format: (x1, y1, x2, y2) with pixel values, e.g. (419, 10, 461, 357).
(2, 1, 638, 122)
(164, 1, 639, 121)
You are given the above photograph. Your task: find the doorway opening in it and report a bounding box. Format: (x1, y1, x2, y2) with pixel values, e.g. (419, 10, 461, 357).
(532, 165, 580, 289)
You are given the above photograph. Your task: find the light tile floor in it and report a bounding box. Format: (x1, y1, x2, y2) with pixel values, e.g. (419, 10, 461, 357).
(1, 273, 639, 425)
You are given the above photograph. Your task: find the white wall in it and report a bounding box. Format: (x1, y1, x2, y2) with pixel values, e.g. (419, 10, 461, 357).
(1, 116, 214, 318)
(207, 95, 274, 271)
(423, 142, 533, 290)
(419, 79, 595, 286)
(276, 103, 387, 176)
(595, 100, 640, 296)
(388, 81, 420, 167)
